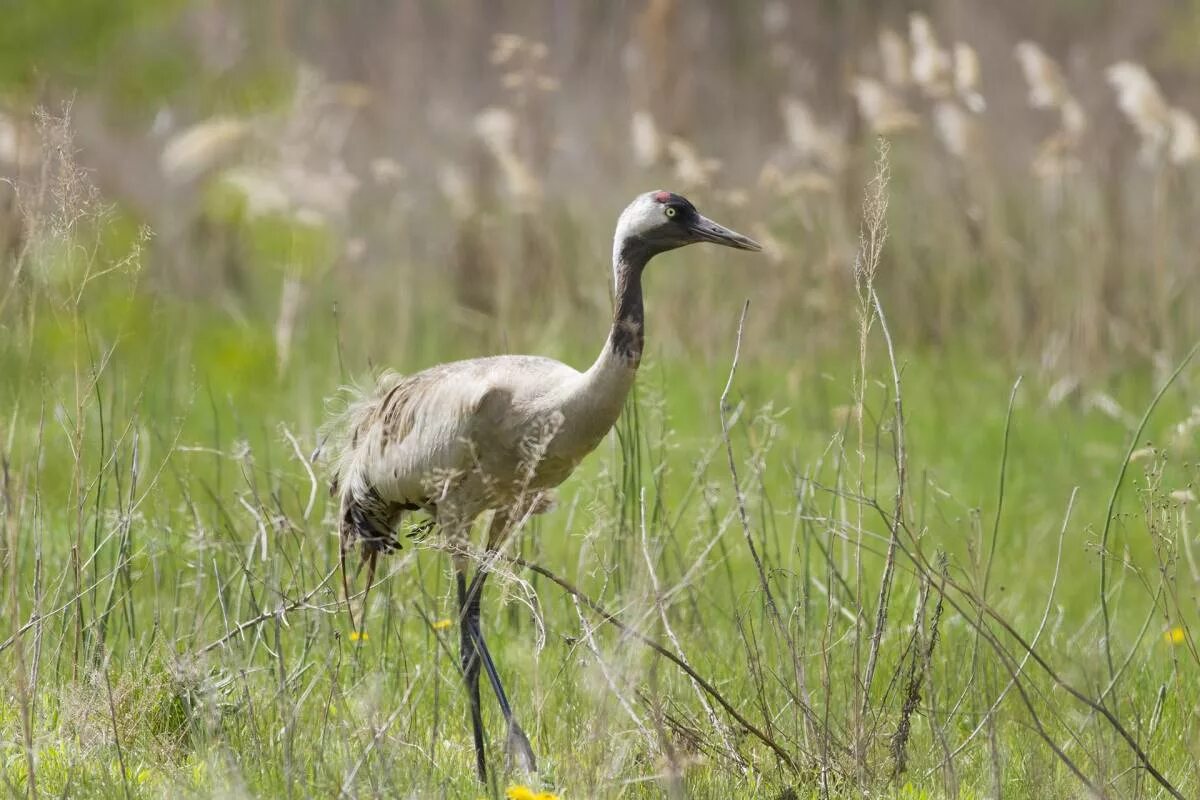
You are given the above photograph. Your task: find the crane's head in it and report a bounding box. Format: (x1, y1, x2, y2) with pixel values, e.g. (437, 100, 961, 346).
(614, 191, 762, 263)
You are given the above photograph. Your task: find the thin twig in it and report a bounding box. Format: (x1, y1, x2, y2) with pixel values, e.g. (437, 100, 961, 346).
(199, 566, 339, 654)
(282, 425, 318, 522)
(502, 553, 799, 774)
(863, 500, 1185, 800)
(930, 487, 1076, 775)
(638, 487, 745, 768)
(1099, 339, 1200, 686)
(719, 301, 779, 617)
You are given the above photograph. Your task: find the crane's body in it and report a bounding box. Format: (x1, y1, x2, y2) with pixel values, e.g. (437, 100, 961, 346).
(334, 348, 634, 540)
(326, 190, 760, 782)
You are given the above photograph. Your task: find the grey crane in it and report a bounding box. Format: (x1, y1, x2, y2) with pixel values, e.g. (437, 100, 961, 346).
(326, 190, 760, 781)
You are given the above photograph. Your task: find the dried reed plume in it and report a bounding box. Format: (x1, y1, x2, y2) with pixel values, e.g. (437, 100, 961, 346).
(630, 110, 662, 168)
(1014, 41, 1088, 191)
(1014, 42, 1070, 110)
(851, 78, 919, 135)
(666, 137, 721, 189)
(878, 28, 910, 88)
(474, 106, 542, 207)
(933, 101, 979, 160)
(1107, 61, 1200, 165)
(0, 109, 40, 169)
(909, 13, 952, 98)
(779, 96, 846, 173)
(160, 117, 251, 184)
(953, 43, 986, 113)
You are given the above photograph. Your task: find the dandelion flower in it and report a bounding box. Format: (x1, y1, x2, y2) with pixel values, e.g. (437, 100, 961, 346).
(349, 630, 369, 643)
(1164, 627, 1186, 645)
(505, 787, 560, 800)
(432, 619, 453, 631)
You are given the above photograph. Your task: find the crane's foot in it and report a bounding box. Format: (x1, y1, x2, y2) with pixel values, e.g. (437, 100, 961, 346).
(505, 720, 537, 773)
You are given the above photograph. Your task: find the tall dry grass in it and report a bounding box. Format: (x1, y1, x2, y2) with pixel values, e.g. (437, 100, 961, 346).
(3, 4, 1199, 380)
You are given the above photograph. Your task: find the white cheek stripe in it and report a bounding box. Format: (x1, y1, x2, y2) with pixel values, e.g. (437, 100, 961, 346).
(612, 194, 667, 281)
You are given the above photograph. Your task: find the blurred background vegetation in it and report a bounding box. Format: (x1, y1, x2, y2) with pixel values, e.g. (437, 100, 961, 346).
(4, 0, 1200, 379)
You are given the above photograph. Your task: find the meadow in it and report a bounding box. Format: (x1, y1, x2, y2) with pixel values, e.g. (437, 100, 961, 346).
(3, 3, 1200, 799)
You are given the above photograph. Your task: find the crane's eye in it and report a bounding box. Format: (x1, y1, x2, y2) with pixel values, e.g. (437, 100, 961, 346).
(665, 206, 677, 218)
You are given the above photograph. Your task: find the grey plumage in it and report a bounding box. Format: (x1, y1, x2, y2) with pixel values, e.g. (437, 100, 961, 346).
(322, 190, 760, 782)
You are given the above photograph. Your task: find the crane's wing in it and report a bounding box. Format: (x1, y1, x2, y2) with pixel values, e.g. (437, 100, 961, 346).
(321, 356, 579, 633)
(323, 363, 507, 634)
(325, 356, 576, 549)
(328, 366, 490, 546)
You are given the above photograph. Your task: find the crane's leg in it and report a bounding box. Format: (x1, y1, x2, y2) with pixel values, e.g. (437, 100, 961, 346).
(455, 555, 488, 783)
(460, 511, 538, 773)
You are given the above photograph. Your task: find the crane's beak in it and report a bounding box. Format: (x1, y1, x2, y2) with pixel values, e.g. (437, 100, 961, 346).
(689, 214, 763, 252)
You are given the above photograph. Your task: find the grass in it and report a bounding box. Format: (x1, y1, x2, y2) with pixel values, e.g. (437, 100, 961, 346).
(3, 208, 1199, 798)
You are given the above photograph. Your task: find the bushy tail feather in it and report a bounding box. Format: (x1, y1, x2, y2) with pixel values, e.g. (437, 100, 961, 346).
(319, 371, 407, 635)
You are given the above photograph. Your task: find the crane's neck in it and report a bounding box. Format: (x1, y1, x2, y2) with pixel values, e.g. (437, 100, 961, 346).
(560, 240, 652, 449)
(606, 240, 649, 367)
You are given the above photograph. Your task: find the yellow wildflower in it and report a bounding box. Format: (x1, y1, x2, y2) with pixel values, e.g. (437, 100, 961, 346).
(1164, 627, 1186, 645)
(432, 619, 453, 630)
(506, 786, 558, 800)
(349, 630, 369, 643)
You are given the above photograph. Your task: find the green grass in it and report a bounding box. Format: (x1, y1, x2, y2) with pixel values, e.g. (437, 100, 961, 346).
(3, 253, 1199, 799)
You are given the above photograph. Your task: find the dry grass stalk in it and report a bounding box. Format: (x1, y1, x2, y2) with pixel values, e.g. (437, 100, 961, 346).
(852, 141, 907, 753)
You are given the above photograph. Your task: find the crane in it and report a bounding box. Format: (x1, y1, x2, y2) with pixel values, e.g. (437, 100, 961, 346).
(326, 190, 760, 781)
